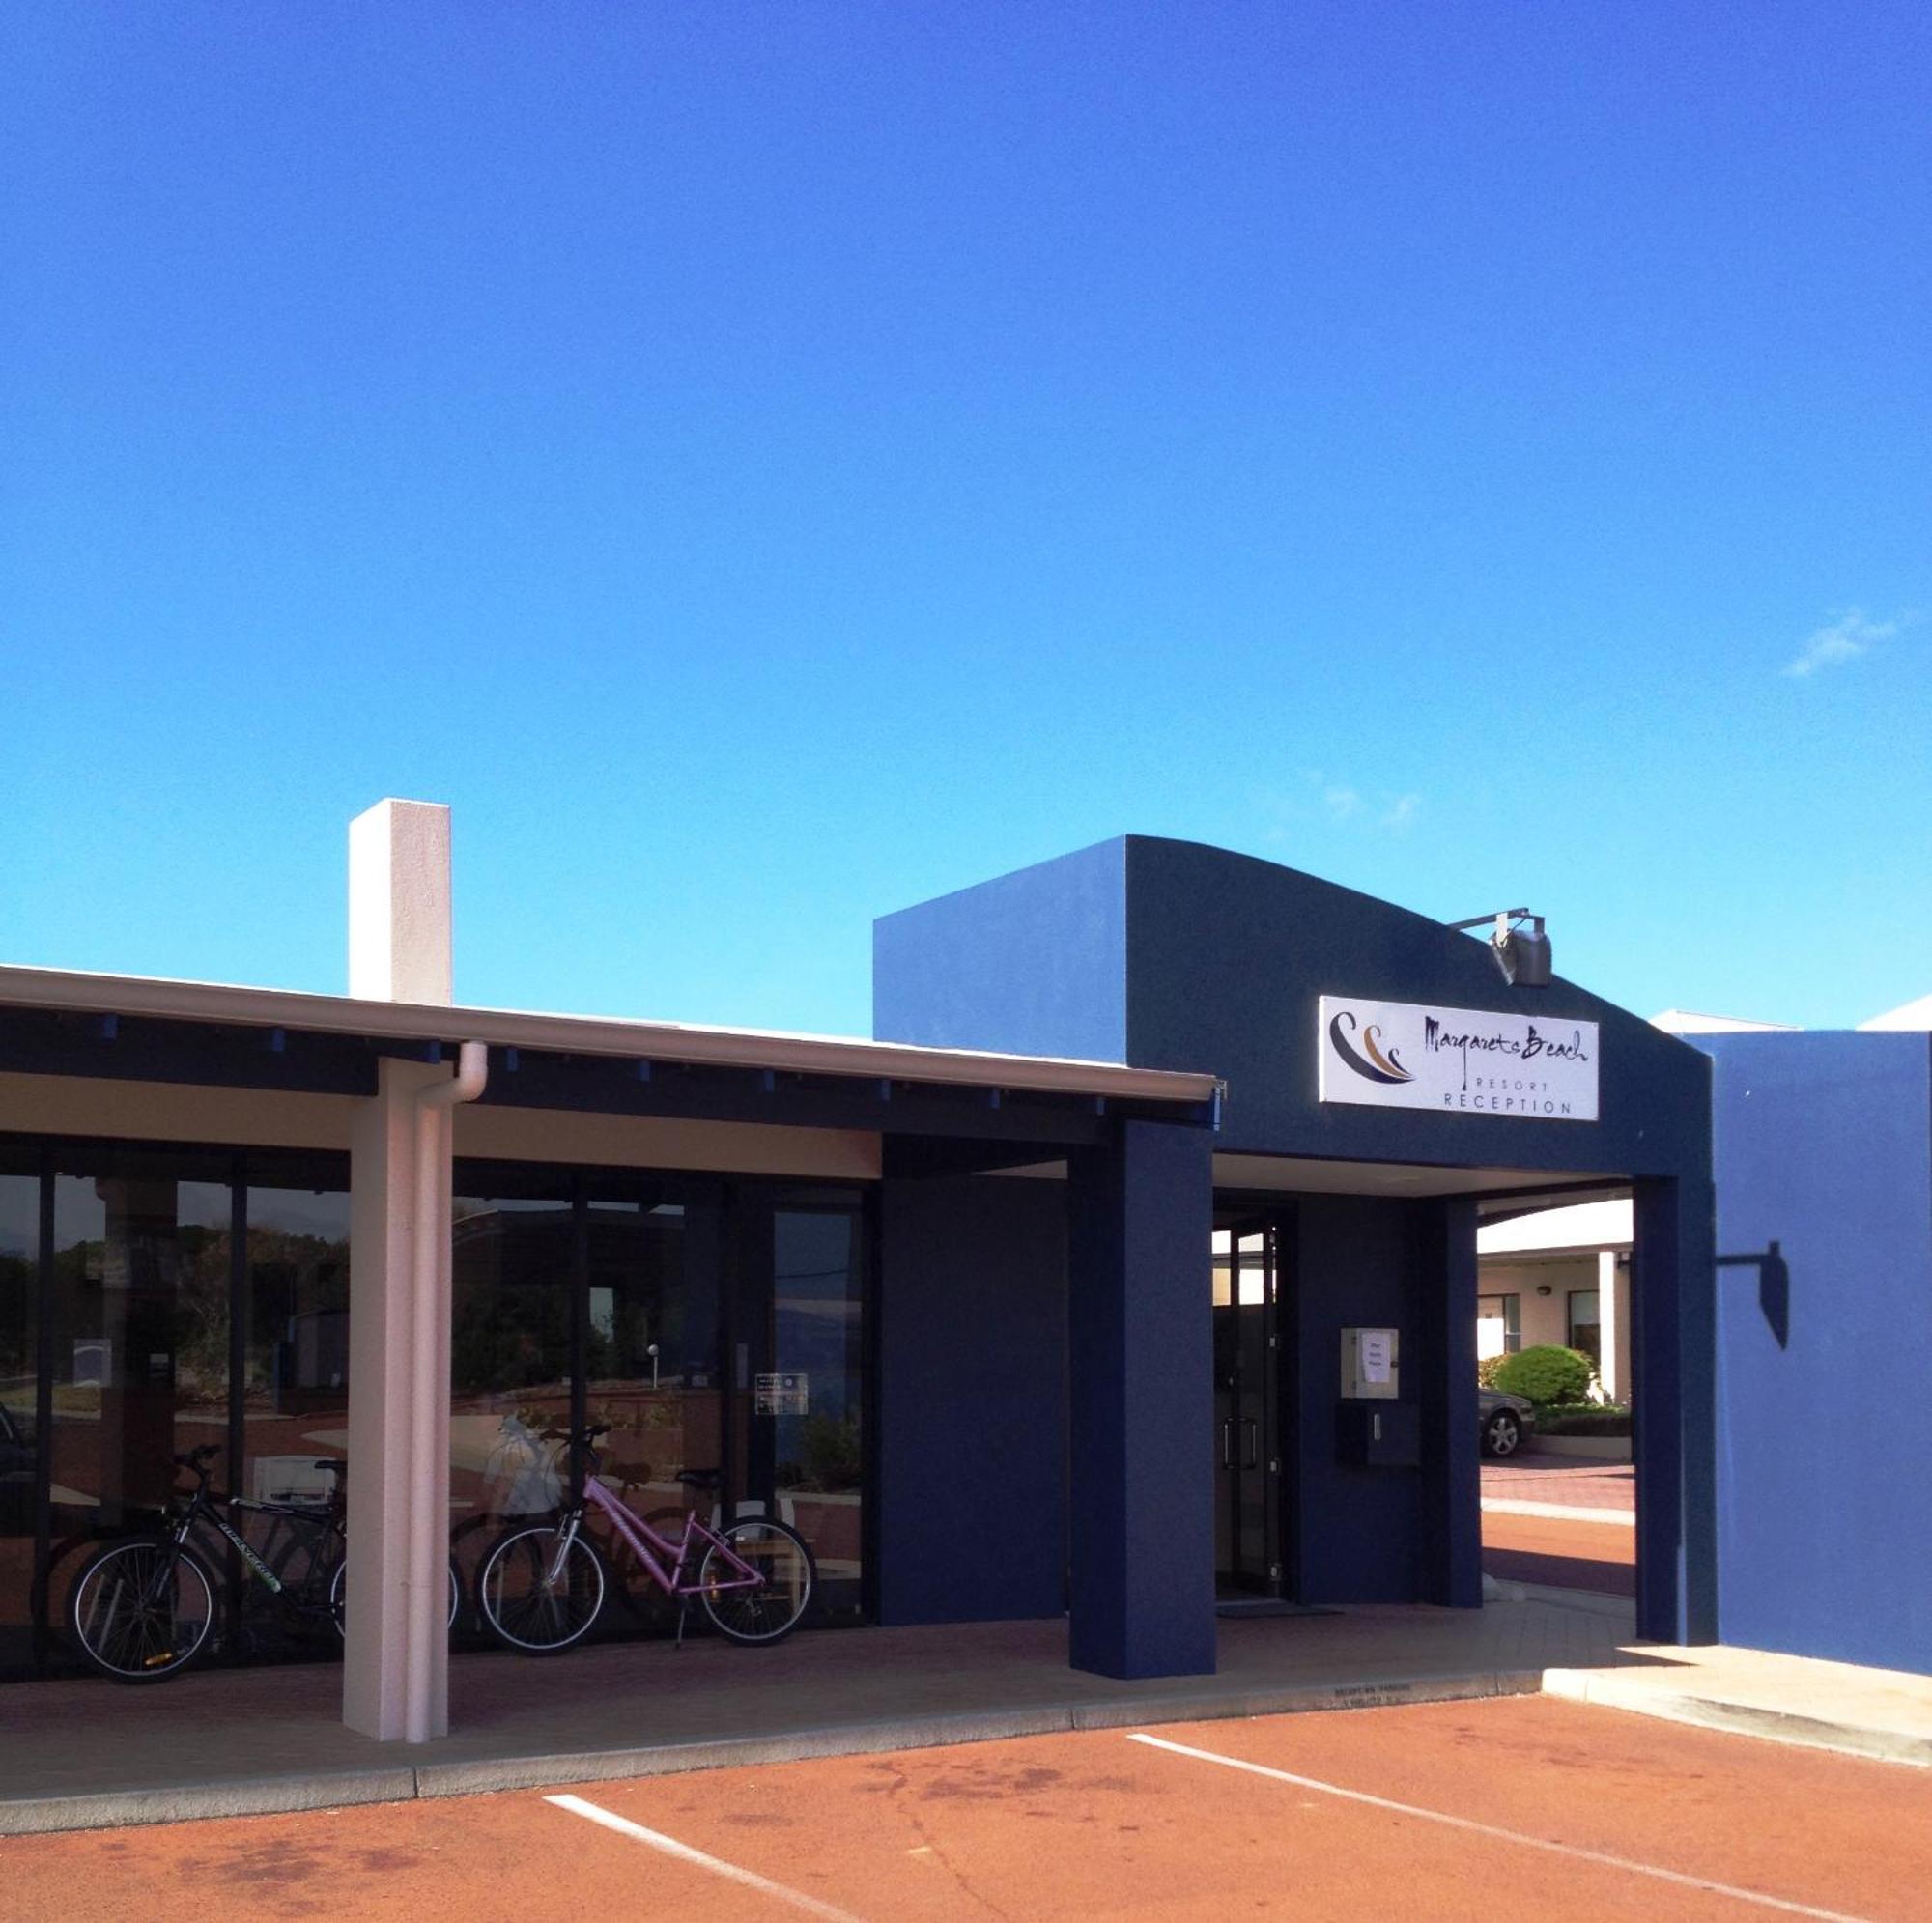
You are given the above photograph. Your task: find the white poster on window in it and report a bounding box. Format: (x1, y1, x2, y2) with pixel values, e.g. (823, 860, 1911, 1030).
(1318, 996, 1599, 1121)
(754, 1372, 809, 1416)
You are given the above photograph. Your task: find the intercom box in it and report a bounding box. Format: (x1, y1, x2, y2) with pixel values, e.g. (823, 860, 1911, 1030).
(1335, 1400, 1420, 1467)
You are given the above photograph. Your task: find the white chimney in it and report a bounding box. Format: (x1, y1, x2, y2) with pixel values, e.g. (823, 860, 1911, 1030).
(349, 799, 453, 1004)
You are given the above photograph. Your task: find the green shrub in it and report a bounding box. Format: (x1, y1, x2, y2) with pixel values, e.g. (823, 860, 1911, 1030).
(1492, 1344, 1594, 1408)
(1536, 1403, 1632, 1437)
(1476, 1355, 1506, 1390)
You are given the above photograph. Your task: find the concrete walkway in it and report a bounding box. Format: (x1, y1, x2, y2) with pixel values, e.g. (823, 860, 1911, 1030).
(10, 1598, 1925, 1836)
(3, 1598, 1634, 1835)
(1546, 1641, 1932, 1769)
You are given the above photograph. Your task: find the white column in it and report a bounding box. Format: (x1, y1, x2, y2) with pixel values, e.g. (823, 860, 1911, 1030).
(346, 1057, 450, 1739)
(1598, 1248, 1624, 1402)
(344, 800, 455, 1742)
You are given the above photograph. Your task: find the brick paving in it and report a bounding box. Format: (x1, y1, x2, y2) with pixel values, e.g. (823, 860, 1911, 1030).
(1482, 1450, 1634, 1513)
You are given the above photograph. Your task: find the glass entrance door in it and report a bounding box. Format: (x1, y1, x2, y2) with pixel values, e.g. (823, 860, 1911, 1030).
(1213, 1217, 1281, 1597)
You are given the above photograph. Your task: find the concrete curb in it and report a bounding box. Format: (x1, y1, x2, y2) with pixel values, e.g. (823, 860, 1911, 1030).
(0, 1668, 1546, 1836)
(0, 1768, 422, 1838)
(1482, 1498, 1634, 1525)
(1522, 1437, 1632, 1461)
(1543, 1669, 1932, 1770)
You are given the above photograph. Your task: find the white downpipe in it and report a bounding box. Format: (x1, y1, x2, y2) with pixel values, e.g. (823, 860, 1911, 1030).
(407, 1040, 487, 1742)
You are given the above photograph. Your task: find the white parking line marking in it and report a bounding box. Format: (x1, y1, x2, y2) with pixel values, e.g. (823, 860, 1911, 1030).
(546, 1793, 866, 1921)
(1126, 1734, 1871, 1923)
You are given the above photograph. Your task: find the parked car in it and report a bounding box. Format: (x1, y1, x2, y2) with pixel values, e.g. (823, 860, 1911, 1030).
(1479, 1387, 1534, 1457)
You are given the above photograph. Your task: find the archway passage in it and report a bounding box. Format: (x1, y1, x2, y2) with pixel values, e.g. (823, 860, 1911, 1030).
(1478, 1191, 1636, 1601)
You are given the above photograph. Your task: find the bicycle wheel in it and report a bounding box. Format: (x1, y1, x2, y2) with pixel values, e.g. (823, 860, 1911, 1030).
(68, 1539, 218, 1683)
(328, 1557, 462, 1638)
(477, 1525, 605, 1654)
(695, 1518, 814, 1645)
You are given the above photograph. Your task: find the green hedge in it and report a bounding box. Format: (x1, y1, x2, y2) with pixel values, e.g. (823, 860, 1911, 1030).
(1492, 1344, 1595, 1408)
(1534, 1401, 1631, 1436)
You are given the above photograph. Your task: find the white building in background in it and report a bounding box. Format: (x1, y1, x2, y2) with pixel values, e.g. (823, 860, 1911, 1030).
(1477, 1199, 1631, 1400)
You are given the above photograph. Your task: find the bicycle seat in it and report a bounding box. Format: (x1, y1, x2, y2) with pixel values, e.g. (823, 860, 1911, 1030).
(676, 1468, 722, 1489)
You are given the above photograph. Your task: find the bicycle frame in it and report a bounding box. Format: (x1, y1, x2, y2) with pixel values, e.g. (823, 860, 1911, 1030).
(167, 1486, 339, 1608)
(567, 1475, 766, 1599)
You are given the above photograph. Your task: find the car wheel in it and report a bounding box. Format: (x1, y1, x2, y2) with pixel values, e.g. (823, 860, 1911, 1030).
(1482, 1409, 1522, 1457)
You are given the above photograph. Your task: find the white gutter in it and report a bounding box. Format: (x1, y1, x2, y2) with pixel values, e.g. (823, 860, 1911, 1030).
(0, 962, 1215, 1106)
(407, 1041, 487, 1744)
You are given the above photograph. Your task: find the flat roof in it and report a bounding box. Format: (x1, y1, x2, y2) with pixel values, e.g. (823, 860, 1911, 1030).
(0, 963, 1219, 1108)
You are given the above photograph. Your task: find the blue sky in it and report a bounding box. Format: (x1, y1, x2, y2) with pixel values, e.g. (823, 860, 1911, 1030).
(4, 5, 1927, 1039)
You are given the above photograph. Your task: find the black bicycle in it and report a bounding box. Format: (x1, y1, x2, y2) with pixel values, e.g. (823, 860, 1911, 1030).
(67, 1444, 458, 1683)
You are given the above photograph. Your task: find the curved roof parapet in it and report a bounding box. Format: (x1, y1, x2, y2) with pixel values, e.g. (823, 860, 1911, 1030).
(877, 834, 1714, 1184)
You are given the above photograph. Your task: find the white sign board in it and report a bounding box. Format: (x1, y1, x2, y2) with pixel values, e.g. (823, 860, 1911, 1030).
(1318, 996, 1599, 1122)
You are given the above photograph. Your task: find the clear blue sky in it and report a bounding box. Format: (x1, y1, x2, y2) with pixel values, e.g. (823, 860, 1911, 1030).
(5, 5, 1927, 1039)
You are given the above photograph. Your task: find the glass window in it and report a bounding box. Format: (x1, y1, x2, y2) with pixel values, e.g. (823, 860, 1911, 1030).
(242, 1169, 353, 1507)
(44, 1148, 233, 1639)
(0, 1147, 39, 1673)
(451, 1178, 574, 1532)
(0, 1138, 877, 1672)
(767, 1207, 866, 1619)
(581, 1186, 723, 1539)
(1568, 1287, 1602, 1368)
(1476, 1292, 1520, 1359)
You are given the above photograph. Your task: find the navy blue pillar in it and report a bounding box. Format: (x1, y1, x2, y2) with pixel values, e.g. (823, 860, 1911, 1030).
(1065, 1117, 1215, 1679)
(1417, 1198, 1481, 1606)
(1633, 1174, 1718, 1644)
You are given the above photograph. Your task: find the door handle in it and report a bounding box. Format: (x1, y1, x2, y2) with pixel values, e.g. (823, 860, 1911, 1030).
(1221, 1420, 1234, 1468)
(1243, 1418, 1259, 1469)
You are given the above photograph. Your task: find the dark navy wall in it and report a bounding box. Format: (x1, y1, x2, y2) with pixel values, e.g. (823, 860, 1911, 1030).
(873, 839, 1128, 1062)
(1700, 1032, 1932, 1674)
(1290, 1197, 1422, 1602)
(1065, 1120, 1216, 1676)
(873, 834, 1715, 1639)
(875, 1174, 1068, 1625)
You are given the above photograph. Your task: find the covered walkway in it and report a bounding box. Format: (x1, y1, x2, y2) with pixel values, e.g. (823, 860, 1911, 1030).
(0, 1600, 1637, 1835)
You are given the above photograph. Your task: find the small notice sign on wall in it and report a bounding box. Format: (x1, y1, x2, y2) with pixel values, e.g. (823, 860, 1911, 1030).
(754, 1371, 809, 1416)
(1318, 996, 1600, 1122)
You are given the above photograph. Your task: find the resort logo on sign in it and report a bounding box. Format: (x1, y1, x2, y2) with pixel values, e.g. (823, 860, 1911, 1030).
(1317, 996, 1599, 1121)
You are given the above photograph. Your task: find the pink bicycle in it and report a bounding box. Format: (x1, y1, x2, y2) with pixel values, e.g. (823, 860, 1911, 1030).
(475, 1424, 815, 1652)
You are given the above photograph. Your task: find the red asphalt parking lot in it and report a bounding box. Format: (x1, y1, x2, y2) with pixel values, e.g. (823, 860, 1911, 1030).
(8, 1694, 1929, 1921)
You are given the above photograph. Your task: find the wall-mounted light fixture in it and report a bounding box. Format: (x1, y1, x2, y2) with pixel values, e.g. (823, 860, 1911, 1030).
(1447, 909, 1552, 987)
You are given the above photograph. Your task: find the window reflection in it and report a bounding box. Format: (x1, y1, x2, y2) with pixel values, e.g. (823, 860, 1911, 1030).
(769, 1208, 864, 1618)
(0, 1152, 38, 1673)
(0, 1137, 870, 1671)
(242, 1181, 353, 1506)
(451, 1188, 573, 1528)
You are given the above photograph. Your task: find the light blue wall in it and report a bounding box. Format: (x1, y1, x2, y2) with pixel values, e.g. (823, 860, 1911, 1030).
(1701, 1031, 1932, 1674)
